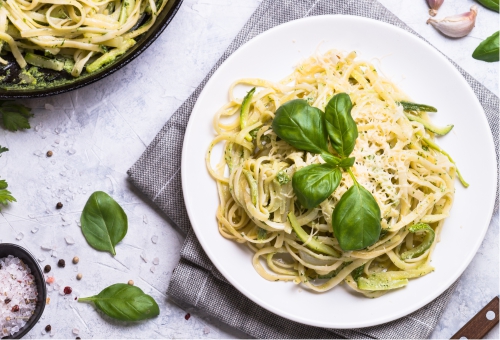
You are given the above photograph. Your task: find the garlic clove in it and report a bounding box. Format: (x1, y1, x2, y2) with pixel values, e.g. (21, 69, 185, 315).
(427, 5, 478, 38)
(427, 0, 444, 16)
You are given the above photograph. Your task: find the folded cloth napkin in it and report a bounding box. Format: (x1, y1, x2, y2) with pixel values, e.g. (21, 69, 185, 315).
(128, 0, 499, 338)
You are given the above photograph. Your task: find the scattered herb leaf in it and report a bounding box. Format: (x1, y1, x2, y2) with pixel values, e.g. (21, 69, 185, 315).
(472, 31, 499, 62)
(475, 0, 499, 12)
(78, 284, 159, 321)
(0, 102, 33, 131)
(80, 191, 128, 255)
(0, 180, 16, 211)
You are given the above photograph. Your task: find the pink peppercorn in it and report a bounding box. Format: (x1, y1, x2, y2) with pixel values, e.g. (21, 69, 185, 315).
(46, 276, 55, 284)
(63, 286, 72, 295)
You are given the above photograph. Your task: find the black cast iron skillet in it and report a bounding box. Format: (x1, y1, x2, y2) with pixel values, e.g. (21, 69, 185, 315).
(0, 0, 183, 99)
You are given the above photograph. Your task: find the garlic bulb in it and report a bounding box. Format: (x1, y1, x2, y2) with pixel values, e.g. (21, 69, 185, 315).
(427, 0, 444, 16)
(427, 5, 478, 38)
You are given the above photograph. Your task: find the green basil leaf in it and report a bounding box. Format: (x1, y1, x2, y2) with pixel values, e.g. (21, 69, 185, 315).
(472, 31, 499, 62)
(272, 99, 329, 154)
(338, 157, 355, 168)
(475, 0, 499, 12)
(332, 183, 381, 251)
(81, 191, 128, 255)
(78, 284, 159, 321)
(324, 93, 358, 157)
(320, 153, 341, 166)
(292, 164, 341, 209)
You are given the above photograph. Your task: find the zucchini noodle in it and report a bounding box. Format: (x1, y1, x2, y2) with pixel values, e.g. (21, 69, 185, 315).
(0, 0, 168, 77)
(206, 50, 458, 297)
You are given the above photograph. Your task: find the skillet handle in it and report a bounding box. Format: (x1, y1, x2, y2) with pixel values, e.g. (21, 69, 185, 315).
(451, 296, 499, 339)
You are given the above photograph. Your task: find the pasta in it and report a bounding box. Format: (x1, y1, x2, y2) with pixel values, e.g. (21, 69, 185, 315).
(0, 0, 168, 77)
(206, 50, 460, 297)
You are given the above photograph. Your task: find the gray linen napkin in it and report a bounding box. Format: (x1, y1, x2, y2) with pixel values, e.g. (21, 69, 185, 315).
(128, 0, 499, 338)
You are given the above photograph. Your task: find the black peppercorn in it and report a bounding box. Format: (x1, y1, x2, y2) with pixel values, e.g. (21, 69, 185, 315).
(46, 151, 53, 157)
(57, 259, 65, 268)
(76, 337, 81, 339)
(4, 298, 11, 304)
(56, 202, 63, 209)
(44, 265, 51, 273)
(45, 325, 51, 332)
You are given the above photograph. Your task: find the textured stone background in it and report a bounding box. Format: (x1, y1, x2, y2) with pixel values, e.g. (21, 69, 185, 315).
(0, 0, 498, 338)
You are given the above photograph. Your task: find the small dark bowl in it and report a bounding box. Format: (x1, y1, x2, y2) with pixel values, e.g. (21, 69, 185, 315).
(0, 0, 183, 99)
(0, 244, 47, 339)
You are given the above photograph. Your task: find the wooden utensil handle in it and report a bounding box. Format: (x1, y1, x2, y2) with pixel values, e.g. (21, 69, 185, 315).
(451, 296, 499, 339)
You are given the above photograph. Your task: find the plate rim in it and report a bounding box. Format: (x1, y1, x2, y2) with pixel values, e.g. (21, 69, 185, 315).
(181, 14, 498, 328)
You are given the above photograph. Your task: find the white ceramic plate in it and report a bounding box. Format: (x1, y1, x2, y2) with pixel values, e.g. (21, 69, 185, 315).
(181, 15, 497, 328)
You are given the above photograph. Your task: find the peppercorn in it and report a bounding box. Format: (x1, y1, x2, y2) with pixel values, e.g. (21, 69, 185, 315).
(76, 337, 81, 339)
(56, 202, 63, 209)
(63, 286, 72, 295)
(46, 151, 53, 157)
(76, 273, 82, 280)
(44, 265, 51, 273)
(57, 259, 65, 268)
(127, 280, 134, 286)
(45, 325, 51, 332)
(11, 305, 19, 312)
(4, 298, 11, 304)
(72, 256, 79, 264)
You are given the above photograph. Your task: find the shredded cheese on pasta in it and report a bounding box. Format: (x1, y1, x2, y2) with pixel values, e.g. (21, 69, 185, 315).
(206, 50, 456, 297)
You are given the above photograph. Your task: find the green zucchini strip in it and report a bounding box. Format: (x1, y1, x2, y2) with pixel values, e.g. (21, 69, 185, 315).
(420, 135, 469, 187)
(240, 88, 256, 142)
(356, 265, 434, 290)
(25, 53, 64, 71)
(401, 223, 435, 260)
(357, 277, 408, 291)
(398, 101, 437, 112)
(118, 0, 130, 25)
(288, 212, 340, 257)
(405, 112, 453, 135)
(242, 169, 258, 206)
(86, 39, 136, 73)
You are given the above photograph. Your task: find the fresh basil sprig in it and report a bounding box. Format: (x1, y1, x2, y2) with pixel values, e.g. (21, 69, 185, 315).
(472, 31, 499, 62)
(272, 93, 381, 251)
(292, 164, 341, 209)
(324, 93, 358, 157)
(78, 284, 159, 321)
(272, 99, 329, 154)
(81, 191, 128, 255)
(332, 174, 381, 251)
